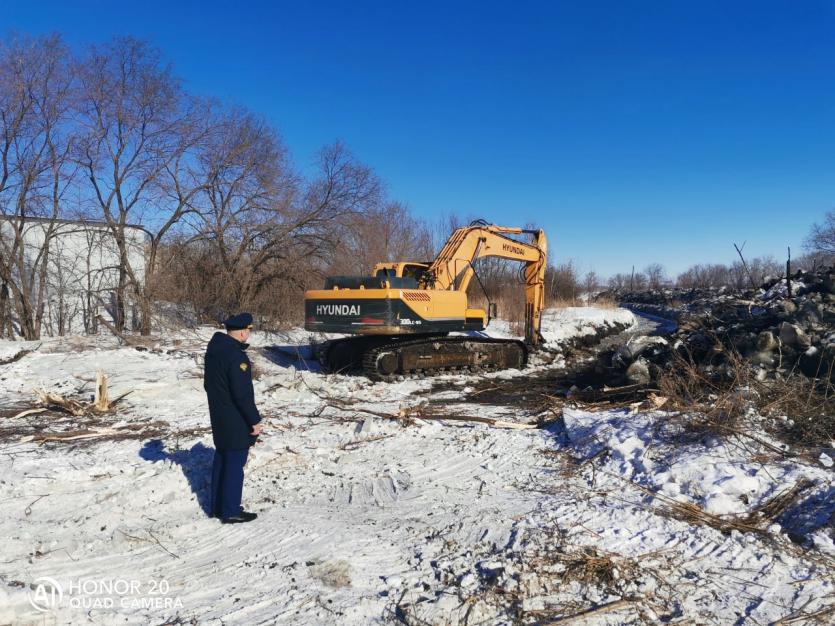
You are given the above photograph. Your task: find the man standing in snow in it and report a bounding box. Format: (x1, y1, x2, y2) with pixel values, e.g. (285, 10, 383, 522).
(203, 312, 262, 524)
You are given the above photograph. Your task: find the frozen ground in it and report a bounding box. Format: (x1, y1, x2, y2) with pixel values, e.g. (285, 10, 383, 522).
(0, 306, 833, 625)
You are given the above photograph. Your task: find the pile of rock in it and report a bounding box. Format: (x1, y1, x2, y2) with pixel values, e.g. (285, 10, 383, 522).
(604, 266, 835, 382)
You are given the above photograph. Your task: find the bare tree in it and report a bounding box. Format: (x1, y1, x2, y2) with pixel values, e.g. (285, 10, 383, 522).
(677, 264, 718, 289)
(75, 37, 186, 334)
(545, 261, 579, 303)
(0, 33, 458, 335)
(631, 271, 648, 290)
(748, 255, 782, 285)
(133, 98, 214, 332)
(608, 273, 628, 290)
(0, 35, 76, 339)
(157, 135, 389, 325)
(793, 250, 833, 272)
(583, 270, 598, 296)
(644, 263, 666, 291)
(804, 209, 835, 257)
(184, 107, 298, 320)
(299, 141, 383, 270)
(334, 201, 433, 275)
(43, 231, 80, 335)
(677, 257, 781, 291)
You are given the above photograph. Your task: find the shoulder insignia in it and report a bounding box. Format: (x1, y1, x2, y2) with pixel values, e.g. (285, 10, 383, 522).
(239, 362, 249, 372)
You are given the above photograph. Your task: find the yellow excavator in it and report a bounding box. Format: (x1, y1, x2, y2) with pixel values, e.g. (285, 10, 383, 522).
(304, 222, 547, 378)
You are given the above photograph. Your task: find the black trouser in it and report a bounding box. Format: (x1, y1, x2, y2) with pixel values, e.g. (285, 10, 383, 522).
(210, 448, 249, 518)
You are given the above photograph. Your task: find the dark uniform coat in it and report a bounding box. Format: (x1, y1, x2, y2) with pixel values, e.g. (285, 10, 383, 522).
(204, 332, 261, 450)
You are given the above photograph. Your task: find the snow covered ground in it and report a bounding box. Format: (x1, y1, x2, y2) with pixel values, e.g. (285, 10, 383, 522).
(1, 306, 833, 625)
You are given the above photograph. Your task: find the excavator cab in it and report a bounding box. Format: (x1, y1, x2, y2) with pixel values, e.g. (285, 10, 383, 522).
(370, 261, 489, 331)
(373, 262, 430, 284)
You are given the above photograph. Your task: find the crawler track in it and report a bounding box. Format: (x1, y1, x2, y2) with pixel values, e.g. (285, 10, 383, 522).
(318, 335, 528, 380)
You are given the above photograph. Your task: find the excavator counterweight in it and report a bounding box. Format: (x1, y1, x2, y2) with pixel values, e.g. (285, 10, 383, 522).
(304, 223, 548, 378)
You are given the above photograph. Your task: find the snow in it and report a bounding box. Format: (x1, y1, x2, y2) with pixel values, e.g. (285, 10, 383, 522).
(1, 306, 833, 624)
(761, 278, 805, 301)
(563, 406, 832, 521)
(540, 306, 634, 344)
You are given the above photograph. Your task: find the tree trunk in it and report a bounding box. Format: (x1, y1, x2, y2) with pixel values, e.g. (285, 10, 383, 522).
(115, 265, 128, 332)
(139, 290, 152, 336)
(0, 283, 10, 339)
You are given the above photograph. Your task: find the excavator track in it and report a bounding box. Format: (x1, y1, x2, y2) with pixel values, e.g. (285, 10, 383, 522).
(318, 335, 529, 379)
(317, 335, 399, 374)
(362, 336, 528, 381)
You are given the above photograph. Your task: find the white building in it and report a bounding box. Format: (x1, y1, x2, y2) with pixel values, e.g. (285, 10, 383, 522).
(0, 216, 149, 336)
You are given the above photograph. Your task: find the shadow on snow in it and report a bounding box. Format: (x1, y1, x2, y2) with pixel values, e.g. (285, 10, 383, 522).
(260, 344, 322, 372)
(139, 439, 215, 515)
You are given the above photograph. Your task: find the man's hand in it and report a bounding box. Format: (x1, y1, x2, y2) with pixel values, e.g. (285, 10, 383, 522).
(250, 423, 262, 436)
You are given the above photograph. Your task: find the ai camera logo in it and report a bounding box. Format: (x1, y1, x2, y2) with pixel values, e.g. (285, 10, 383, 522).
(29, 576, 63, 612)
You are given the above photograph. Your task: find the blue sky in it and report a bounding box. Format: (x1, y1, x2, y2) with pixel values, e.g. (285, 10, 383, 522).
(3, 0, 835, 277)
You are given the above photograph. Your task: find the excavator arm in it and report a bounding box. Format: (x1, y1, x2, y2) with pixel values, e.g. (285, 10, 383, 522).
(422, 224, 548, 346)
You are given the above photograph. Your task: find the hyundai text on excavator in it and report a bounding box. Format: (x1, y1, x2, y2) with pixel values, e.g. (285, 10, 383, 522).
(304, 222, 547, 379)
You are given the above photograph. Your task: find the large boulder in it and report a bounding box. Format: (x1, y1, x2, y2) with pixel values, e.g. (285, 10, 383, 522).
(779, 322, 811, 348)
(780, 300, 798, 315)
(612, 336, 668, 368)
(626, 358, 652, 385)
(797, 299, 822, 328)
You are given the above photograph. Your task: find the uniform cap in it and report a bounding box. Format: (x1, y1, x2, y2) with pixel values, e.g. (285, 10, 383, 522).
(223, 312, 253, 330)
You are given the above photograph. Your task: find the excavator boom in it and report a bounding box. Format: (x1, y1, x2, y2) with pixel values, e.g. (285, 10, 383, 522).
(422, 224, 547, 346)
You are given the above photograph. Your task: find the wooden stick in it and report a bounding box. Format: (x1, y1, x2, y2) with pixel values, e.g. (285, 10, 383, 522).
(323, 400, 536, 429)
(338, 434, 395, 450)
(35, 428, 120, 442)
(546, 597, 640, 624)
(323, 403, 406, 421)
(734, 242, 757, 289)
(10, 408, 48, 419)
(96, 314, 132, 344)
(773, 602, 835, 625)
(469, 385, 500, 396)
(420, 414, 537, 429)
(35, 389, 86, 416)
(147, 529, 180, 560)
(110, 390, 133, 406)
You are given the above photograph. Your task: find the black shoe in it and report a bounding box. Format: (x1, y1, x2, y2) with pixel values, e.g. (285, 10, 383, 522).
(220, 511, 257, 524)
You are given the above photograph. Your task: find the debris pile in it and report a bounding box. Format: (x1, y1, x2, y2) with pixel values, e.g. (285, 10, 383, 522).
(391, 532, 652, 625)
(600, 265, 835, 382)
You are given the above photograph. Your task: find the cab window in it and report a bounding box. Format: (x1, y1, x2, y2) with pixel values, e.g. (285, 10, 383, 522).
(402, 265, 427, 282)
